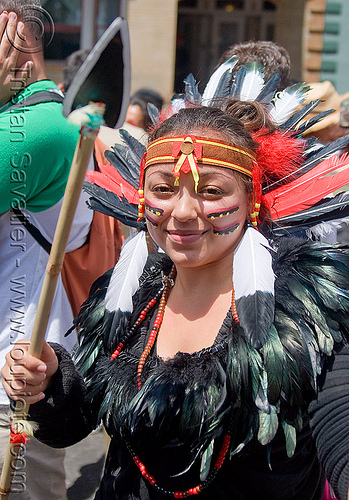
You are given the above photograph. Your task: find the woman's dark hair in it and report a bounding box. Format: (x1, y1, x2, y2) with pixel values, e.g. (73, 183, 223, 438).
(220, 99, 277, 133)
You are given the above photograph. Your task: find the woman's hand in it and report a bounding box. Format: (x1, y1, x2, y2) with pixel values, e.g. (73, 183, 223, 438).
(1, 341, 58, 405)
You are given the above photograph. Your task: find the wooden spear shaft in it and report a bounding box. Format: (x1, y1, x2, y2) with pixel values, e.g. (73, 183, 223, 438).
(0, 129, 97, 498)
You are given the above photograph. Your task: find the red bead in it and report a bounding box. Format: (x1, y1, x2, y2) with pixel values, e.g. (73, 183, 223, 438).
(110, 342, 124, 360)
(136, 266, 176, 389)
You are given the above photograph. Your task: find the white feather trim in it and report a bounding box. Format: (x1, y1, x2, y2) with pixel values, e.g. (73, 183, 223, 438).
(201, 56, 238, 104)
(239, 63, 265, 102)
(233, 226, 275, 299)
(306, 217, 349, 241)
(268, 83, 309, 126)
(233, 227, 275, 348)
(105, 231, 148, 313)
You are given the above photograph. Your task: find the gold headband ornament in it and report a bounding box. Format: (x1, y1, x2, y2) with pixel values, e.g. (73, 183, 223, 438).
(138, 135, 261, 227)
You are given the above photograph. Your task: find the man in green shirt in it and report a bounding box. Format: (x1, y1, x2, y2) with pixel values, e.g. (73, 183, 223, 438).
(0, 2, 92, 499)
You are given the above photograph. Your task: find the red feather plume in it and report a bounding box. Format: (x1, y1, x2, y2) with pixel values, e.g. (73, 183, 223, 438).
(264, 152, 349, 220)
(252, 129, 306, 186)
(86, 137, 139, 204)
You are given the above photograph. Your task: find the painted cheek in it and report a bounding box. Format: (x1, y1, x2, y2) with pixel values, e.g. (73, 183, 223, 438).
(206, 204, 243, 236)
(145, 199, 165, 227)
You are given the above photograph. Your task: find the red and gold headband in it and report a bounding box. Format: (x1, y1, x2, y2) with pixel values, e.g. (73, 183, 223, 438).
(138, 135, 261, 226)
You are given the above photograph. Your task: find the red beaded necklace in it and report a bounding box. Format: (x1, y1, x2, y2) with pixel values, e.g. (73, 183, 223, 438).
(110, 263, 239, 497)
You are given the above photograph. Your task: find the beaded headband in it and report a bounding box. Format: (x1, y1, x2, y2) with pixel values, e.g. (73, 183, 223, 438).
(138, 135, 261, 226)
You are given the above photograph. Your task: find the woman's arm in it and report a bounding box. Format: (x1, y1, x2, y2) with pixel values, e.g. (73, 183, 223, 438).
(308, 343, 349, 500)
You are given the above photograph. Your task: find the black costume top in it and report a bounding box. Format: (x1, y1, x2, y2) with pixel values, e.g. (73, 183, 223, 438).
(29, 237, 349, 500)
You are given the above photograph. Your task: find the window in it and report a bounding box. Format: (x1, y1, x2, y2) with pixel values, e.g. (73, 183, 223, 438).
(42, 0, 120, 60)
(42, 0, 81, 59)
(97, 0, 119, 38)
(216, 1, 244, 10)
(178, 0, 198, 7)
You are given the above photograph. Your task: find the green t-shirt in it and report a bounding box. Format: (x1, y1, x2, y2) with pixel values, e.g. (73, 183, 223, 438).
(0, 80, 80, 213)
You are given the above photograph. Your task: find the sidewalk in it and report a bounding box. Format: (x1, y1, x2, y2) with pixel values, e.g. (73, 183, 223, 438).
(65, 427, 106, 500)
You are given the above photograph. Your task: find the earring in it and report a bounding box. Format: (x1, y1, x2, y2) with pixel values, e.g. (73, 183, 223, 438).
(250, 202, 261, 227)
(138, 189, 145, 221)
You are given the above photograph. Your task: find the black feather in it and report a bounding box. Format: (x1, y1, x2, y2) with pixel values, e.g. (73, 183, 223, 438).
(281, 99, 323, 131)
(271, 192, 349, 235)
(147, 102, 160, 126)
(84, 182, 140, 228)
(184, 73, 201, 105)
(255, 73, 280, 104)
(105, 146, 141, 188)
(230, 66, 247, 99)
(262, 324, 285, 405)
(209, 68, 233, 102)
(296, 109, 335, 134)
(119, 129, 147, 164)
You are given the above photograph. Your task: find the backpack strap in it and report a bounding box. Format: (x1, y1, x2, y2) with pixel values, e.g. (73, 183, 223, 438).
(12, 207, 52, 254)
(9, 90, 65, 251)
(7, 89, 64, 111)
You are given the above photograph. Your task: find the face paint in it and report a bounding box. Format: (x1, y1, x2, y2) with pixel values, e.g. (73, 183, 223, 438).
(205, 204, 242, 236)
(213, 222, 240, 236)
(207, 205, 239, 220)
(144, 200, 164, 227)
(144, 164, 251, 269)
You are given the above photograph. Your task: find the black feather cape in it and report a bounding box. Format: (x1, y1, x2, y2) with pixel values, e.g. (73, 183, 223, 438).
(31, 237, 349, 500)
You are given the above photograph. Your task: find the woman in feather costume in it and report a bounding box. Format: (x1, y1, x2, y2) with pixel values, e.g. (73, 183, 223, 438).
(2, 75, 349, 499)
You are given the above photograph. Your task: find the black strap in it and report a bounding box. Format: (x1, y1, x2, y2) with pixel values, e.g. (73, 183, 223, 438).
(12, 207, 52, 254)
(7, 90, 64, 111)
(9, 90, 65, 253)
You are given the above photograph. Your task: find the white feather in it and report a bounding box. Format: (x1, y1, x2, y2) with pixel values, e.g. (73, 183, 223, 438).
(268, 83, 309, 125)
(239, 63, 265, 102)
(105, 231, 148, 313)
(13, 420, 38, 436)
(169, 95, 187, 115)
(306, 217, 349, 241)
(201, 56, 238, 104)
(233, 226, 274, 300)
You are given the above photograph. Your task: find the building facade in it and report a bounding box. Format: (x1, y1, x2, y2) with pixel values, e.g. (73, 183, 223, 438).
(44, 0, 349, 102)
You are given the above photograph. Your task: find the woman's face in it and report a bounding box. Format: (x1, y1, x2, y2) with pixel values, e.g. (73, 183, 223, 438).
(144, 162, 251, 269)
